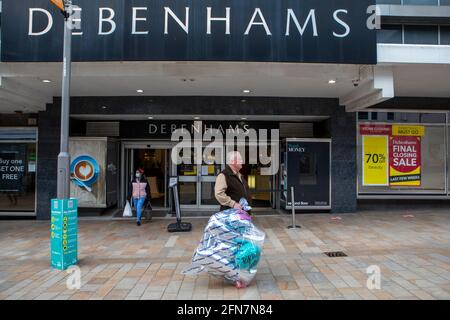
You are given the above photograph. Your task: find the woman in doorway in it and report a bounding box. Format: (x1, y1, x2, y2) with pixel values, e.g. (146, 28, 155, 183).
(128, 168, 151, 226)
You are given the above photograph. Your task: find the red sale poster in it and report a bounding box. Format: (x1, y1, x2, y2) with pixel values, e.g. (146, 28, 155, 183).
(359, 124, 392, 136)
(389, 136, 421, 186)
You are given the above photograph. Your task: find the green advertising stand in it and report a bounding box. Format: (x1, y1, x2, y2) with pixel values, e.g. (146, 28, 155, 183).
(50, 198, 78, 270)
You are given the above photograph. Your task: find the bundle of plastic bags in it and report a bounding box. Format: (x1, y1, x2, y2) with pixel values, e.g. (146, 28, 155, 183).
(182, 198, 265, 287)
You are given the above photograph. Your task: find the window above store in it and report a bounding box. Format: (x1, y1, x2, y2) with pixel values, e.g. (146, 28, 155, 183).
(0, 128, 37, 141)
(377, 0, 450, 5)
(404, 25, 439, 44)
(358, 112, 446, 123)
(441, 26, 450, 44)
(377, 25, 403, 43)
(378, 24, 449, 45)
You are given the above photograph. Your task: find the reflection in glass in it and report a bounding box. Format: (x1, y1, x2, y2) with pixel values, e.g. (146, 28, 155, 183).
(177, 148, 198, 176)
(241, 146, 273, 208)
(178, 182, 197, 205)
(201, 182, 217, 205)
(202, 148, 222, 176)
(299, 152, 318, 185)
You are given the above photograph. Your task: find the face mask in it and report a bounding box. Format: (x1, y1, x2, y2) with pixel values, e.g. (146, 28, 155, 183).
(136, 173, 141, 178)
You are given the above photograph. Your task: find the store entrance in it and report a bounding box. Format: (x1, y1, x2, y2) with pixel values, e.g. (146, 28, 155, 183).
(240, 144, 277, 209)
(121, 141, 278, 211)
(174, 145, 224, 210)
(124, 145, 169, 209)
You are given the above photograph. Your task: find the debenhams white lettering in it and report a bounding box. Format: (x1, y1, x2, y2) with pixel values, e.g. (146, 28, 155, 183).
(28, 7, 355, 38)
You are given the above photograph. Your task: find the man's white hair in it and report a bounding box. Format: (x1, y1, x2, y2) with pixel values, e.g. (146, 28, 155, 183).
(226, 150, 243, 164)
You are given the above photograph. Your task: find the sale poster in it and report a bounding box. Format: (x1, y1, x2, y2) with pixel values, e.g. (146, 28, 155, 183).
(359, 124, 392, 136)
(392, 125, 424, 137)
(389, 136, 421, 186)
(362, 135, 389, 186)
(0, 144, 27, 192)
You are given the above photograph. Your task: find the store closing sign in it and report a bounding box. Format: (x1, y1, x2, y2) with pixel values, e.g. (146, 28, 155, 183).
(389, 136, 421, 186)
(362, 135, 389, 186)
(359, 124, 392, 136)
(392, 125, 425, 137)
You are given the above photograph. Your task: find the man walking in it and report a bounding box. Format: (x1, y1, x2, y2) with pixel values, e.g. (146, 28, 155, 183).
(214, 151, 251, 211)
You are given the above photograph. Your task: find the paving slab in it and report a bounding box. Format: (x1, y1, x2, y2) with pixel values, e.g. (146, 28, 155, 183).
(0, 212, 449, 300)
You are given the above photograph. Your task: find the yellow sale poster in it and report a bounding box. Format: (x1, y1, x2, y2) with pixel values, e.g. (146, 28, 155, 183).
(392, 125, 424, 137)
(362, 136, 389, 186)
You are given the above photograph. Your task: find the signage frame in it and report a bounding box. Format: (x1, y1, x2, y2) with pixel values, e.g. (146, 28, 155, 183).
(2, 0, 378, 64)
(0, 127, 38, 217)
(283, 138, 332, 210)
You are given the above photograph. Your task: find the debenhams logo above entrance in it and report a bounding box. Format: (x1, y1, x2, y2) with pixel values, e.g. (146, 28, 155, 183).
(29, 6, 376, 38)
(2, 0, 377, 64)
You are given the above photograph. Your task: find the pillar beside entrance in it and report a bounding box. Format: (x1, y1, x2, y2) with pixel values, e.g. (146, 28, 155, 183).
(329, 110, 357, 214)
(37, 103, 61, 220)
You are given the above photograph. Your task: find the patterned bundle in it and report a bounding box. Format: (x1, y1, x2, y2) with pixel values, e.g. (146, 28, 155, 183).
(182, 198, 266, 286)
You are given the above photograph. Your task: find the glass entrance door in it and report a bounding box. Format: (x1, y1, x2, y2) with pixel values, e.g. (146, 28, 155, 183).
(175, 146, 224, 209)
(200, 148, 223, 206)
(124, 146, 169, 209)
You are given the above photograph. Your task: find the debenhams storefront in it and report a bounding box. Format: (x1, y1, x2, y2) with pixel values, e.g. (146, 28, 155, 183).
(1, 0, 450, 220)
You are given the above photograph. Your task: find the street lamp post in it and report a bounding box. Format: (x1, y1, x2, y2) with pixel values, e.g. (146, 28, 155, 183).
(50, 0, 79, 271)
(55, 0, 72, 199)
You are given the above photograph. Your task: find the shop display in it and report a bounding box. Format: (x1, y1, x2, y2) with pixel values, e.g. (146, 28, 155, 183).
(360, 123, 424, 187)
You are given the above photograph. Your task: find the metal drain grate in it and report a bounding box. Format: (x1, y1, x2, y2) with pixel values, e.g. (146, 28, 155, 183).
(324, 251, 347, 257)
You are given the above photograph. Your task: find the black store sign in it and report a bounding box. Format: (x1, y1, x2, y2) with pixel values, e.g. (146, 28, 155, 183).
(2, 0, 376, 64)
(119, 120, 279, 139)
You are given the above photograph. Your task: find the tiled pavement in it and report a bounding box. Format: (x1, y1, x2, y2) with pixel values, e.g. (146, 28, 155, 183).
(0, 210, 449, 300)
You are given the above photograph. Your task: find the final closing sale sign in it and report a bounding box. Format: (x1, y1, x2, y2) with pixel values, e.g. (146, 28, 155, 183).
(389, 136, 421, 186)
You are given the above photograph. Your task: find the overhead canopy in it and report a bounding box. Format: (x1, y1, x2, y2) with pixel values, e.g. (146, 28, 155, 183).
(0, 57, 449, 114)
